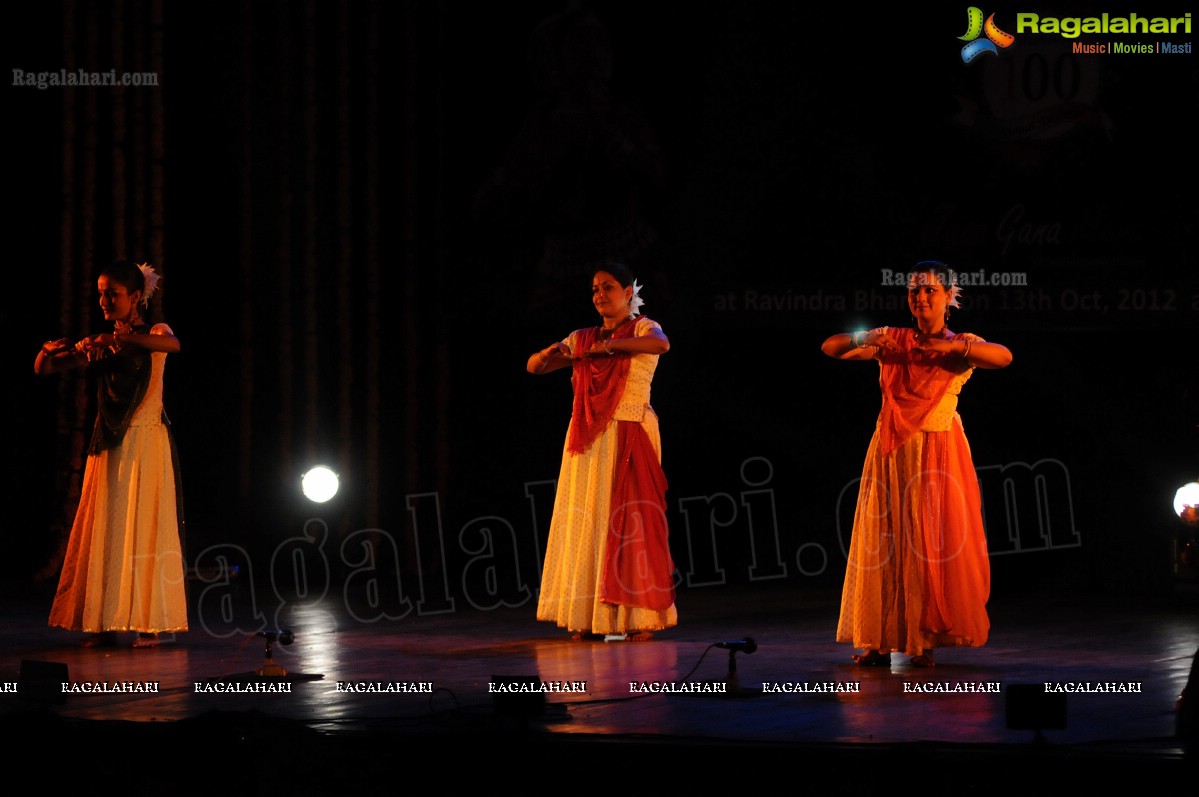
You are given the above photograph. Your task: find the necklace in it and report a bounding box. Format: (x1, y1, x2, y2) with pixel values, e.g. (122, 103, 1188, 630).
(598, 315, 633, 339)
(114, 316, 145, 335)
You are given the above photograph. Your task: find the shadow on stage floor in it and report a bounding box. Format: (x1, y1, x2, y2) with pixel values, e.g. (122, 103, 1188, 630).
(2, 581, 1197, 795)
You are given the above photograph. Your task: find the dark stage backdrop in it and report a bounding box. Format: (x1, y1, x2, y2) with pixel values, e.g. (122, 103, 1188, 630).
(4, 1, 1197, 620)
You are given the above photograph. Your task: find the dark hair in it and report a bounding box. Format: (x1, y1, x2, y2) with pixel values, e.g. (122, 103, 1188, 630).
(100, 259, 165, 324)
(593, 261, 635, 287)
(100, 260, 146, 296)
(910, 260, 958, 289)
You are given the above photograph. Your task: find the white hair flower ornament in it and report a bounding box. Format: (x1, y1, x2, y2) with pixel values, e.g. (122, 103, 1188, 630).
(629, 280, 645, 316)
(137, 262, 161, 306)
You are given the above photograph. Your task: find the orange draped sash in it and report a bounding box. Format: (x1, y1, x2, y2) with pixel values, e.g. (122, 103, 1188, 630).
(873, 328, 988, 647)
(876, 328, 963, 457)
(916, 422, 990, 646)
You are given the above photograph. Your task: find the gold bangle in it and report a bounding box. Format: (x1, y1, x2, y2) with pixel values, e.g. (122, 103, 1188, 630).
(962, 339, 972, 361)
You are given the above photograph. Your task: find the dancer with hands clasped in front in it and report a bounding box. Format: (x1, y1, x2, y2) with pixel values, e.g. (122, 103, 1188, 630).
(528, 263, 677, 641)
(822, 263, 1011, 668)
(36, 260, 188, 649)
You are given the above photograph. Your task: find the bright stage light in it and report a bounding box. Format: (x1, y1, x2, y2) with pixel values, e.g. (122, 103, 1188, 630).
(1175, 480, 1199, 527)
(301, 466, 340, 503)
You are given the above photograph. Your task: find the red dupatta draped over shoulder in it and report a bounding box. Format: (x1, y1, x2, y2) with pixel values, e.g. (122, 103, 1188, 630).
(566, 320, 638, 454)
(600, 421, 675, 610)
(875, 328, 965, 457)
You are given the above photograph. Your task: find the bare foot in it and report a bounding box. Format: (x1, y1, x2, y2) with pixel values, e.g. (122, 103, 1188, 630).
(81, 632, 117, 649)
(851, 650, 890, 666)
(910, 650, 935, 668)
(570, 631, 603, 641)
(133, 633, 161, 649)
(627, 632, 654, 642)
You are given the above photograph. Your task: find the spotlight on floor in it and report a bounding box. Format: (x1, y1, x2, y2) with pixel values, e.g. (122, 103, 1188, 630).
(301, 466, 339, 503)
(1173, 479, 1199, 583)
(1175, 479, 1199, 528)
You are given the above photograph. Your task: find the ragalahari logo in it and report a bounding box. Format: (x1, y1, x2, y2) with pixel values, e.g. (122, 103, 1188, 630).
(959, 7, 1016, 62)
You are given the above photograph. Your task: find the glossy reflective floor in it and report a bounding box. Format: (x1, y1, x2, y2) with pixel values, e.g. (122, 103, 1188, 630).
(3, 582, 1197, 795)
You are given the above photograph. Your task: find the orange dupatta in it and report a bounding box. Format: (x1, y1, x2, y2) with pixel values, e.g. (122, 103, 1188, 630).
(874, 328, 988, 645)
(875, 328, 963, 457)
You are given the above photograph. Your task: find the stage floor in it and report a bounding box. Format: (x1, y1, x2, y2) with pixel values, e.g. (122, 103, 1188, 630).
(2, 582, 1197, 794)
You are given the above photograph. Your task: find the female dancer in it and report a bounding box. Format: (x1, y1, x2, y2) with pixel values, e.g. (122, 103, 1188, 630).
(822, 264, 1011, 667)
(36, 260, 188, 648)
(528, 264, 677, 640)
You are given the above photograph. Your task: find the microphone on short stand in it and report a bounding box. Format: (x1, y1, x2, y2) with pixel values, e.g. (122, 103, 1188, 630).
(715, 637, 756, 694)
(256, 629, 295, 677)
(715, 638, 757, 655)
